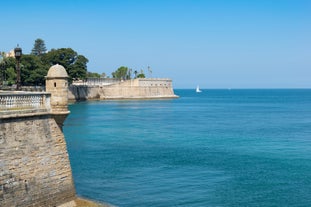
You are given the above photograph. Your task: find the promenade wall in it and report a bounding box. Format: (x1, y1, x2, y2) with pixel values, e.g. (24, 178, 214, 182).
(0, 92, 76, 207)
(69, 78, 178, 100)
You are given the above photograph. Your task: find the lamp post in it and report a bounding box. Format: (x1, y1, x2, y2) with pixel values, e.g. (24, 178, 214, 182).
(14, 45, 22, 90)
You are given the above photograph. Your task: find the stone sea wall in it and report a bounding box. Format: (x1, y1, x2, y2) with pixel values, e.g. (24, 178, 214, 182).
(0, 113, 76, 207)
(0, 87, 76, 206)
(0, 64, 113, 207)
(68, 78, 178, 100)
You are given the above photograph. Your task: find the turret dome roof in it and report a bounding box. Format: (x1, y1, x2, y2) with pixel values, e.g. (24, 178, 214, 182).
(47, 64, 68, 78)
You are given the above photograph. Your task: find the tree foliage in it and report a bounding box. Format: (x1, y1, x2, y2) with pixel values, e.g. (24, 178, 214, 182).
(0, 56, 16, 86)
(137, 70, 146, 78)
(112, 67, 146, 80)
(112, 66, 129, 80)
(2, 38, 156, 87)
(20, 55, 48, 85)
(41, 48, 88, 82)
(0, 55, 48, 86)
(87, 71, 101, 78)
(2, 38, 151, 88)
(31, 38, 47, 56)
(6, 67, 16, 86)
(137, 73, 145, 78)
(1, 45, 89, 86)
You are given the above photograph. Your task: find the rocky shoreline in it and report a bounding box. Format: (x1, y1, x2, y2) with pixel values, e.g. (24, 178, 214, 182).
(58, 197, 113, 207)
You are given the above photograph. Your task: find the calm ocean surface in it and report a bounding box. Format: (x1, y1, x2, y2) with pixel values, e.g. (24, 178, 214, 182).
(63, 89, 311, 207)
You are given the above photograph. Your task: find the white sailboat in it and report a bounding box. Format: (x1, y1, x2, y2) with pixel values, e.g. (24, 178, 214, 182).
(196, 85, 202, 93)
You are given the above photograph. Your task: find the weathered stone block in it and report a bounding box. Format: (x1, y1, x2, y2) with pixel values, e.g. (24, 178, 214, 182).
(0, 114, 75, 207)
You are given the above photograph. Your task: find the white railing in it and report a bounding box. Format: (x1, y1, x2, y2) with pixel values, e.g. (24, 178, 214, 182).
(0, 92, 51, 113)
(72, 78, 120, 86)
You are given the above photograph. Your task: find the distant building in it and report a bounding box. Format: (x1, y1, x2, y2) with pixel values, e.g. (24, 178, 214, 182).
(5, 49, 15, 58)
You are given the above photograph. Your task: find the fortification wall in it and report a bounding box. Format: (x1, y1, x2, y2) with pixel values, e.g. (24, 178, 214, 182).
(68, 78, 178, 100)
(0, 112, 76, 206)
(137, 78, 172, 87)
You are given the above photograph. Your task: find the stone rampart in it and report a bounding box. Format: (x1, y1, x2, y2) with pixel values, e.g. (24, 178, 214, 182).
(0, 92, 76, 207)
(68, 78, 178, 100)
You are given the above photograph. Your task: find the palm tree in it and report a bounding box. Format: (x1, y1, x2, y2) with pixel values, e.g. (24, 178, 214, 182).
(148, 66, 152, 78)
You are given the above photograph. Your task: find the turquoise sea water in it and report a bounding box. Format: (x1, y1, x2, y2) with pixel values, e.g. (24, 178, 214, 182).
(63, 89, 311, 207)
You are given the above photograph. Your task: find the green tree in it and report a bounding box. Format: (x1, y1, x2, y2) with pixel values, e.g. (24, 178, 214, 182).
(42, 48, 88, 82)
(6, 67, 16, 86)
(0, 57, 16, 85)
(137, 70, 145, 78)
(87, 71, 101, 78)
(0, 52, 5, 84)
(137, 73, 145, 78)
(112, 66, 129, 80)
(31, 38, 47, 56)
(20, 54, 48, 86)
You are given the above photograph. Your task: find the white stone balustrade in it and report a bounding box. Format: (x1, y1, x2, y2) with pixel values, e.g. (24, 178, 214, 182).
(0, 92, 51, 113)
(72, 78, 120, 86)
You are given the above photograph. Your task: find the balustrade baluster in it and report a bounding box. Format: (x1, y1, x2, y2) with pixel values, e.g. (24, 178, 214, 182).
(0, 93, 51, 112)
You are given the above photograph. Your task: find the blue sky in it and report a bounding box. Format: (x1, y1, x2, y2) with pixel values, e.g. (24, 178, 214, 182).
(1, 0, 310, 88)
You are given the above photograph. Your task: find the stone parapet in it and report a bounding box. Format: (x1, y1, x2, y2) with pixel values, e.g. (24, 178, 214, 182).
(0, 92, 51, 115)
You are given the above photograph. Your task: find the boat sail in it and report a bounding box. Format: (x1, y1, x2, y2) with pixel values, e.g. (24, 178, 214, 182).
(196, 85, 202, 93)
